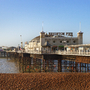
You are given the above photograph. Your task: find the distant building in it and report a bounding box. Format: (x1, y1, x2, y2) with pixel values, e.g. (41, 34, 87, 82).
(7, 46, 16, 51)
(2, 46, 8, 50)
(25, 31, 83, 52)
(0, 47, 3, 51)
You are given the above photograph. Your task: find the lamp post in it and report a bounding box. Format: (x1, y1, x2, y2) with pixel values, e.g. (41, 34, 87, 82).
(20, 35, 23, 48)
(18, 44, 20, 50)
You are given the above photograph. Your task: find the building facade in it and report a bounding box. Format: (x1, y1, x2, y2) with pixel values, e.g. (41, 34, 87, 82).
(25, 31, 83, 53)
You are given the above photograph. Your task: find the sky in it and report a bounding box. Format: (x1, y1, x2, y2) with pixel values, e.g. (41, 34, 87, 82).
(0, 0, 90, 47)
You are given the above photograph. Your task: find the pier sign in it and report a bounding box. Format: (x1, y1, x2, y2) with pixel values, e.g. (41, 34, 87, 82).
(49, 32, 73, 36)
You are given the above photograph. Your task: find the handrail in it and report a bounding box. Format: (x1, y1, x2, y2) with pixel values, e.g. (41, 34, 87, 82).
(7, 50, 90, 56)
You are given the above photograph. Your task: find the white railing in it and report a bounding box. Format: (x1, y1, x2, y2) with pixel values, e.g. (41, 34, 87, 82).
(57, 51, 90, 56)
(24, 50, 90, 56)
(8, 50, 90, 56)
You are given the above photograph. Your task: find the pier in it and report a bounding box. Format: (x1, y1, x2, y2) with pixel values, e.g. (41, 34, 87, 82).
(0, 51, 7, 57)
(6, 49, 90, 73)
(5, 31, 90, 73)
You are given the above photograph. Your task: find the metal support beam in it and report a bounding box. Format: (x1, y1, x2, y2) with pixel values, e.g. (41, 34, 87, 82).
(58, 59, 62, 72)
(80, 63, 81, 72)
(75, 62, 78, 72)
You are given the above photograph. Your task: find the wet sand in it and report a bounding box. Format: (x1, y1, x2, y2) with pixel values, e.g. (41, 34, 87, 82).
(0, 72, 90, 90)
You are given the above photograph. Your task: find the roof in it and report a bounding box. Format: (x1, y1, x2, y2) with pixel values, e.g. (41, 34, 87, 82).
(42, 41, 51, 47)
(40, 31, 45, 34)
(78, 31, 83, 34)
(30, 36, 40, 42)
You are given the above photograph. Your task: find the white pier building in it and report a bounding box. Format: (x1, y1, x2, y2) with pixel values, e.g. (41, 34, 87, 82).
(25, 31, 83, 53)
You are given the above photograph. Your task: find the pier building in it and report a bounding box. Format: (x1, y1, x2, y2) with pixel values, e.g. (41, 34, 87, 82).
(25, 31, 83, 53)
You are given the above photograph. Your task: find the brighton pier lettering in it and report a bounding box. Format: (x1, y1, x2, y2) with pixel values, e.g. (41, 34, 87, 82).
(49, 32, 73, 36)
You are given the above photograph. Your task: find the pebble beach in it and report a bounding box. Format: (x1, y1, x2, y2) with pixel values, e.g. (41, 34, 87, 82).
(0, 72, 90, 90)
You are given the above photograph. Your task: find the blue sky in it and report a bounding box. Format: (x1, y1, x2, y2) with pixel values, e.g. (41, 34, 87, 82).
(0, 0, 90, 47)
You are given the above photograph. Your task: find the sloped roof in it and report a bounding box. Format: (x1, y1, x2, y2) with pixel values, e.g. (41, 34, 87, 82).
(42, 41, 51, 47)
(30, 36, 40, 42)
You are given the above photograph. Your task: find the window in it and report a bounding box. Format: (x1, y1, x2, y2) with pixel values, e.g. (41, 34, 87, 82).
(73, 41, 75, 43)
(60, 41, 62, 43)
(53, 41, 55, 43)
(67, 41, 69, 43)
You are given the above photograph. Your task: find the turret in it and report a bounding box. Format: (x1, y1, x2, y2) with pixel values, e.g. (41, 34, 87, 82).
(77, 31, 83, 44)
(40, 31, 45, 46)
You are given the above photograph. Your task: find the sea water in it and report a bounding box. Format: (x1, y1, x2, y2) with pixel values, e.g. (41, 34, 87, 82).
(0, 58, 20, 73)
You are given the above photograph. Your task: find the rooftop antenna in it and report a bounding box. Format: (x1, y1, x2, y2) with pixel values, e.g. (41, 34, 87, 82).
(42, 21, 43, 31)
(79, 22, 81, 32)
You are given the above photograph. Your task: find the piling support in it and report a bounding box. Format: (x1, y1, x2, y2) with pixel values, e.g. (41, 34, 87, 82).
(19, 56, 21, 72)
(7, 53, 8, 60)
(0, 52, 1, 57)
(87, 63, 88, 72)
(75, 62, 78, 72)
(58, 59, 62, 72)
(80, 63, 81, 72)
(85, 63, 86, 73)
(42, 59, 45, 72)
(4, 52, 5, 57)
(40, 59, 41, 72)
(42, 55, 45, 72)
(29, 57, 31, 73)
(22, 57, 24, 73)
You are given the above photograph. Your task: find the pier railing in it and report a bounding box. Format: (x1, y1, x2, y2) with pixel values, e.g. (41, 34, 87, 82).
(24, 50, 90, 56)
(7, 50, 90, 56)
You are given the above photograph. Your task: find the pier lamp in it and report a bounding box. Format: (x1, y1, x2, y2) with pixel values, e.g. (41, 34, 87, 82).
(18, 44, 20, 50)
(20, 35, 23, 48)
